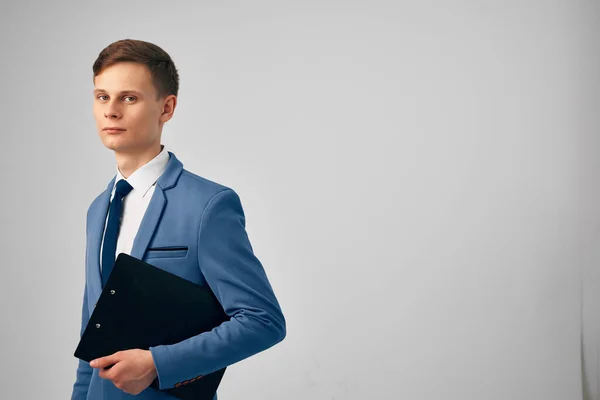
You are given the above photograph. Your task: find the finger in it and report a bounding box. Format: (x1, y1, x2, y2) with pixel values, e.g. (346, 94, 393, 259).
(98, 361, 121, 380)
(91, 351, 121, 368)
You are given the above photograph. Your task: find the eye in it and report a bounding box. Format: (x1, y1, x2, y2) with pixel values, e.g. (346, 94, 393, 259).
(97, 95, 108, 101)
(123, 96, 137, 102)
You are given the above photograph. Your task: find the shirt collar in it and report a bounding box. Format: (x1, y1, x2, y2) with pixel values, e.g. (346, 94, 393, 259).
(112, 144, 170, 199)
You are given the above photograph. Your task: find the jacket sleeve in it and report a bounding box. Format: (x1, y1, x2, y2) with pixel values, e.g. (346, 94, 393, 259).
(71, 208, 93, 400)
(149, 188, 286, 390)
(71, 282, 93, 400)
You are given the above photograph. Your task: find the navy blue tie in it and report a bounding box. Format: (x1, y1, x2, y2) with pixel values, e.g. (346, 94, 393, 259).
(101, 179, 134, 288)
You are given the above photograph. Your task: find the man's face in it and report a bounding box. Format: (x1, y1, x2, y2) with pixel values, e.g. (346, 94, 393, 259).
(93, 62, 164, 154)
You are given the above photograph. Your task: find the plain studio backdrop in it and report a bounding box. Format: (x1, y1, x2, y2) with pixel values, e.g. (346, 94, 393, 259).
(0, 1, 598, 399)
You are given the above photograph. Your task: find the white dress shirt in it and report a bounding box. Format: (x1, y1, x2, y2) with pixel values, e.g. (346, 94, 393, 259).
(99, 144, 170, 271)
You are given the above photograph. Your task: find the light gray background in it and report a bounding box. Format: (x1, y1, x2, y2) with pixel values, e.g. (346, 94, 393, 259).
(0, 1, 598, 399)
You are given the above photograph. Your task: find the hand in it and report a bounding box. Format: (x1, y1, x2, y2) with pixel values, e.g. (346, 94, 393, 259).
(90, 349, 158, 395)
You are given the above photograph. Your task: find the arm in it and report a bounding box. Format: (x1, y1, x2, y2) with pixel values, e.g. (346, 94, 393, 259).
(71, 282, 93, 400)
(149, 189, 286, 390)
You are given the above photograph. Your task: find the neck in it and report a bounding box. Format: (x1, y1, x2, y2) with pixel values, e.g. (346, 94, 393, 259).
(115, 143, 163, 179)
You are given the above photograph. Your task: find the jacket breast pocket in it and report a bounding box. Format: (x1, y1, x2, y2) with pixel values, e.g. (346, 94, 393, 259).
(144, 246, 189, 259)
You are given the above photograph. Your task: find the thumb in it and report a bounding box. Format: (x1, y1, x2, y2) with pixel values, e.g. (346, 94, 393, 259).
(90, 351, 121, 368)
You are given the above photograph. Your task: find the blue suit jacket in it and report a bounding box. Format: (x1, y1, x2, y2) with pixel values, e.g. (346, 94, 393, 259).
(71, 151, 286, 400)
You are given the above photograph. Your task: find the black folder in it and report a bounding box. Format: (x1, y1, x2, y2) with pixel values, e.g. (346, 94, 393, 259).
(74, 252, 230, 400)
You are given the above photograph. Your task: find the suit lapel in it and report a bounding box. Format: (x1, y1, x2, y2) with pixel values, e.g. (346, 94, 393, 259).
(130, 151, 183, 259)
(129, 186, 166, 260)
(86, 151, 184, 306)
(87, 176, 115, 305)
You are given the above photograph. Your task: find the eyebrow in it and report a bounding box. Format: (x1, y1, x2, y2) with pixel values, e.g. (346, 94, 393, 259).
(93, 89, 144, 96)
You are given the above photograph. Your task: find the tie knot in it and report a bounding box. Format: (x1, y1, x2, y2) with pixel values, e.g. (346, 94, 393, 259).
(115, 179, 133, 197)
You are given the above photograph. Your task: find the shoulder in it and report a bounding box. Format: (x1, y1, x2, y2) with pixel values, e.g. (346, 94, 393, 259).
(87, 187, 108, 215)
(170, 168, 245, 217)
(178, 168, 238, 200)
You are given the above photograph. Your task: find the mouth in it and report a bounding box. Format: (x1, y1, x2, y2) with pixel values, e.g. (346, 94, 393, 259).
(103, 128, 126, 134)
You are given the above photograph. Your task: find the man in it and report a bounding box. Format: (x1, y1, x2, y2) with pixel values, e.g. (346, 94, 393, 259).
(71, 39, 286, 400)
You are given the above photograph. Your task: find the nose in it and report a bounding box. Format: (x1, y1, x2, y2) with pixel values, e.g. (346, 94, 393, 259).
(104, 101, 122, 119)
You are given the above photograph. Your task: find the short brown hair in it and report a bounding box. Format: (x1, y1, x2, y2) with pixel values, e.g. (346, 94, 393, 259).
(92, 39, 179, 99)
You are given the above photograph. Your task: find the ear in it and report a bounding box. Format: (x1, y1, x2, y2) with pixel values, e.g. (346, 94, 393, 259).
(159, 95, 177, 123)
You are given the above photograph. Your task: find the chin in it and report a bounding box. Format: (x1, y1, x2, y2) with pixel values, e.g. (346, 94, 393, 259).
(101, 136, 131, 152)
